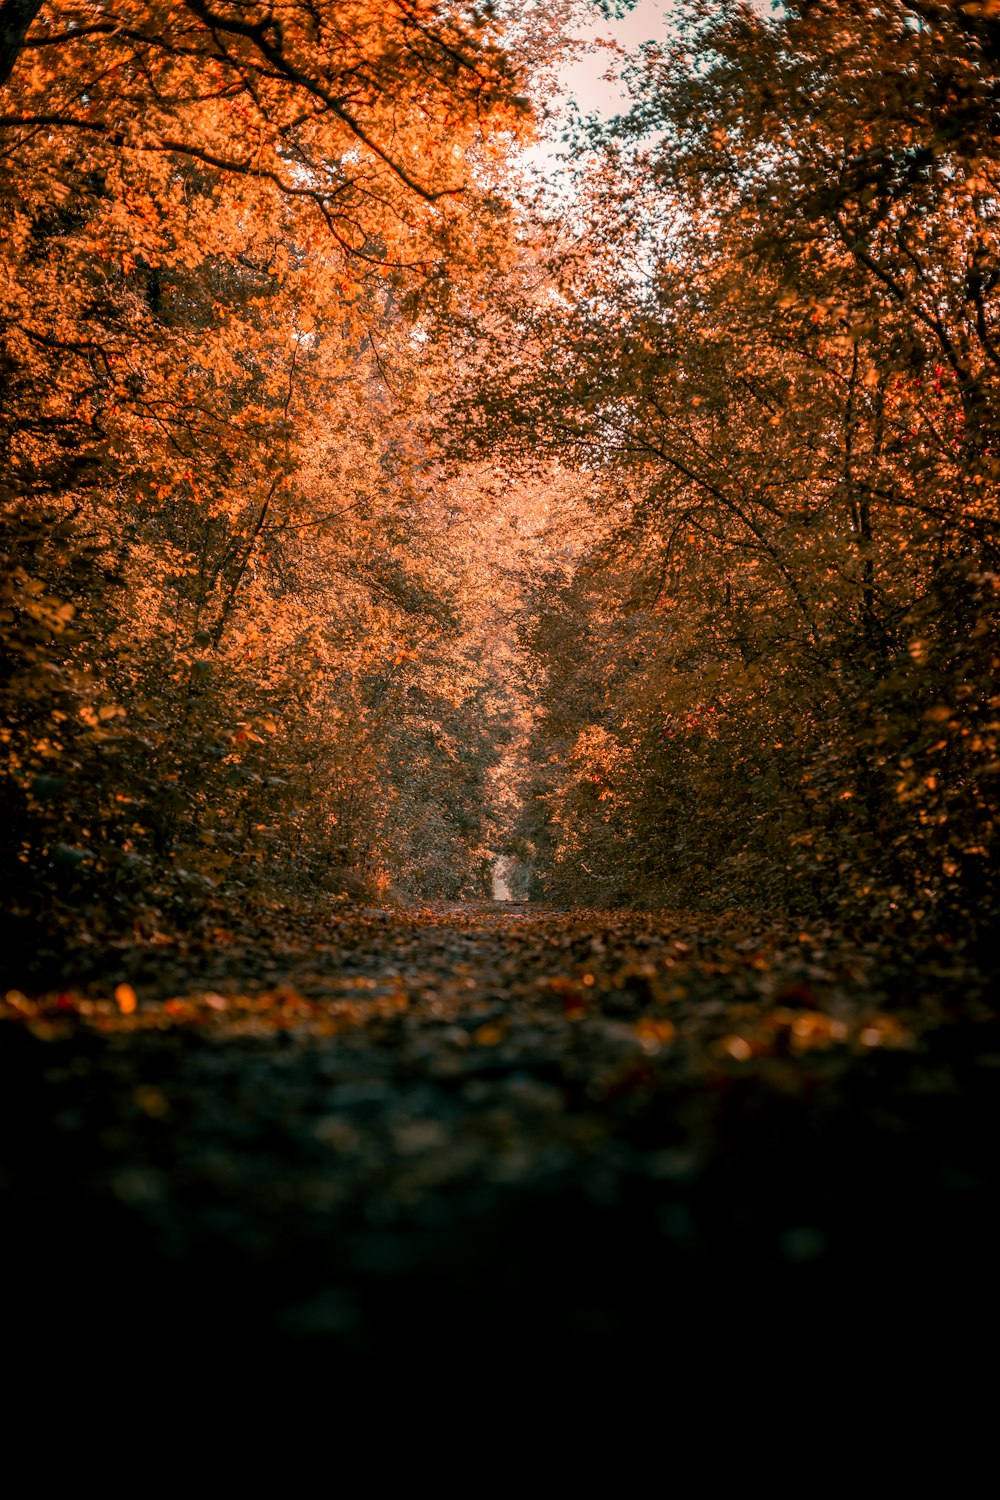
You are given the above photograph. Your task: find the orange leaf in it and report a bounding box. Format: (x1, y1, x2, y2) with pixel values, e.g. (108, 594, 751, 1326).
(114, 983, 137, 1015)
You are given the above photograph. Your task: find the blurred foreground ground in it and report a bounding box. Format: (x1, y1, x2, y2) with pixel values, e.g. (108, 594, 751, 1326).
(2, 902, 997, 1395)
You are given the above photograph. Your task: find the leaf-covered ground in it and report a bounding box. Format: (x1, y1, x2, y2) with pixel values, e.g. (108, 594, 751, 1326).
(3, 902, 997, 1388)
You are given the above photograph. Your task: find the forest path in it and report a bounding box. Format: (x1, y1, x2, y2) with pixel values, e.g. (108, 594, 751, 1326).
(2, 903, 997, 1372)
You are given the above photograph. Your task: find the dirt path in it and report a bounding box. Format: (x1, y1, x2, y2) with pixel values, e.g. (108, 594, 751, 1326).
(2, 902, 997, 1379)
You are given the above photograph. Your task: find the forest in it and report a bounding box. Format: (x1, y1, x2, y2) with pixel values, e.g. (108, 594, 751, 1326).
(1, 0, 998, 1392)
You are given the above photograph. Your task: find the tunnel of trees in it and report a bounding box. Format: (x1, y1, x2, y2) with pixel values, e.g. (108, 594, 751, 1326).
(2, 0, 999, 1394)
(3, 1, 997, 966)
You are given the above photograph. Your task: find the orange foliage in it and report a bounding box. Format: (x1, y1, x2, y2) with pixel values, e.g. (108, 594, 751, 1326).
(0, 2, 535, 952)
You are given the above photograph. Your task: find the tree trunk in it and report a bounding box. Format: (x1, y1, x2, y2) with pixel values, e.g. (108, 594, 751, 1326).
(0, 0, 44, 88)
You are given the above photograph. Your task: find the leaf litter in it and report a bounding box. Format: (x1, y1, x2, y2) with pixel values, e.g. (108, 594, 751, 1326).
(1, 902, 997, 1368)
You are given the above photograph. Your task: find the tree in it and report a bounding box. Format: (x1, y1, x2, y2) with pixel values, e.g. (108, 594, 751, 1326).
(453, 0, 1000, 936)
(0, 2, 531, 952)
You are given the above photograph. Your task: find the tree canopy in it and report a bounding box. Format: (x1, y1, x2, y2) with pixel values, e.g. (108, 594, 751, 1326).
(2, 0, 998, 956)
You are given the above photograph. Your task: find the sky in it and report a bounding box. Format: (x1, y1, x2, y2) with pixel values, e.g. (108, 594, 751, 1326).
(537, 0, 780, 121)
(513, 0, 677, 187)
(549, 0, 675, 122)
(518, 0, 780, 187)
